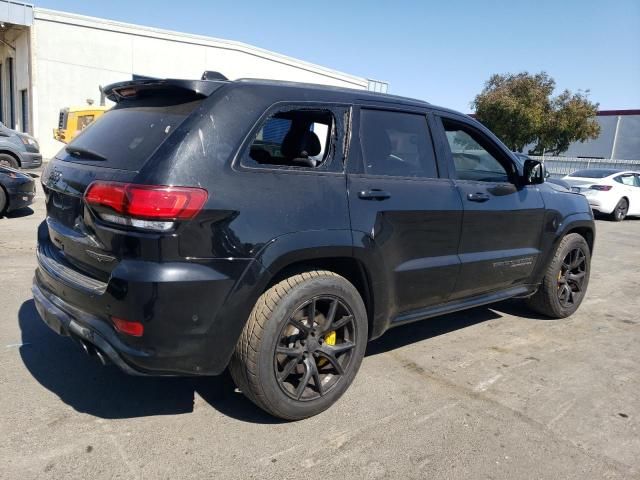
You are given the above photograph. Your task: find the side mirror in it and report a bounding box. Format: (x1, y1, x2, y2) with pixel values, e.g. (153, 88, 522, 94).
(523, 159, 544, 185)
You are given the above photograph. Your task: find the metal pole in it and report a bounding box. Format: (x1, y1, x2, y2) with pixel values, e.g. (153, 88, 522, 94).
(611, 115, 621, 162)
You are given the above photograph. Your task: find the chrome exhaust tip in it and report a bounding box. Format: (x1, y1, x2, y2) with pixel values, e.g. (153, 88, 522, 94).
(75, 338, 96, 357)
(94, 348, 110, 366)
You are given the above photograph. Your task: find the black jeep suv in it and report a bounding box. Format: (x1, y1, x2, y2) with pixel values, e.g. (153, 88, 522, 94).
(33, 73, 594, 419)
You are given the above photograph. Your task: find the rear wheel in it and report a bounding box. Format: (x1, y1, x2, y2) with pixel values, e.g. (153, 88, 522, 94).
(526, 233, 590, 318)
(229, 270, 368, 420)
(610, 198, 628, 221)
(0, 153, 18, 169)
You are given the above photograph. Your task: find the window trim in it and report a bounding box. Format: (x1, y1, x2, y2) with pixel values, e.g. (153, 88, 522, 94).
(356, 106, 440, 180)
(435, 113, 518, 185)
(235, 102, 347, 174)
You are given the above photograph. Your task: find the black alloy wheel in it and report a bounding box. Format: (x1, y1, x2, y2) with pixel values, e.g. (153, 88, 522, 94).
(274, 296, 357, 401)
(526, 233, 591, 318)
(557, 247, 587, 308)
(229, 270, 368, 420)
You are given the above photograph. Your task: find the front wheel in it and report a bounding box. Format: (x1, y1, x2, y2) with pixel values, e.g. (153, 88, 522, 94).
(526, 233, 591, 318)
(229, 270, 368, 420)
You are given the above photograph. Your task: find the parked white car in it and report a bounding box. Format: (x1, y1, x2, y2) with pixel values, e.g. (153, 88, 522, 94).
(563, 169, 640, 221)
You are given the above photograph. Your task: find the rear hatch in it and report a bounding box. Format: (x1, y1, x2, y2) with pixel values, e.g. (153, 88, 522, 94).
(40, 78, 223, 284)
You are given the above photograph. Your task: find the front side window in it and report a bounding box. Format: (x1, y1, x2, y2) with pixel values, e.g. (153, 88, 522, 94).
(442, 119, 512, 183)
(359, 109, 437, 178)
(246, 109, 333, 169)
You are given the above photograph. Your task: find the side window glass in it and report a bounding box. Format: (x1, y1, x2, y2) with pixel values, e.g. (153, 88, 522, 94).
(359, 109, 437, 178)
(635, 174, 640, 187)
(617, 174, 636, 186)
(442, 119, 511, 183)
(246, 109, 333, 169)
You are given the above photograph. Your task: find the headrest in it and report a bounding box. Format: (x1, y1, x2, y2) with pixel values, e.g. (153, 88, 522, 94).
(281, 129, 322, 159)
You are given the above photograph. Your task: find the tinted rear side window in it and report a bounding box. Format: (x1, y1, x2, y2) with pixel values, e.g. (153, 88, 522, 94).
(62, 96, 202, 171)
(359, 109, 437, 178)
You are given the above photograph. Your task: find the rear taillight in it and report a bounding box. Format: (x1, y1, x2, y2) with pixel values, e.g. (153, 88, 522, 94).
(85, 181, 208, 231)
(589, 185, 612, 191)
(112, 317, 144, 337)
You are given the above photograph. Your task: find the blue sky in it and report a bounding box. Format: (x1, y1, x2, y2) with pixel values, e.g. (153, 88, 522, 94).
(35, 0, 639, 112)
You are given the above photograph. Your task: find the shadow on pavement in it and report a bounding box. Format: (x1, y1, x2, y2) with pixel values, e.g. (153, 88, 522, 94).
(366, 305, 502, 356)
(18, 297, 539, 423)
(489, 298, 556, 320)
(18, 299, 283, 424)
(3, 206, 34, 219)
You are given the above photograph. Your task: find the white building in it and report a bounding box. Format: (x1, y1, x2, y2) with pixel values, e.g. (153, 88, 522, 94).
(0, 1, 387, 158)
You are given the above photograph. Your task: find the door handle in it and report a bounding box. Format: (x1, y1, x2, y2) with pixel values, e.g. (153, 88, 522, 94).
(467, 192, 490, 202)
(358, 189, 391, 200)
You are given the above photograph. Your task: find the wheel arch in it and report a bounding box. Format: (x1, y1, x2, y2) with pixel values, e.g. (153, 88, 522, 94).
(566, 225, 595, 254)
(529, 213, 595, 286)
(265, 256, 375, 338)
(254, 230, 380, 340)
(619, 195, 630, 211)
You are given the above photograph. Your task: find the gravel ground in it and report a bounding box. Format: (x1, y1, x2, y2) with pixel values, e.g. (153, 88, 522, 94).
(1, 178, 638, 479)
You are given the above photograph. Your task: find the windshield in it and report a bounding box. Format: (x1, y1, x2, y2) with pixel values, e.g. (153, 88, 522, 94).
(62, 95, 202, 171)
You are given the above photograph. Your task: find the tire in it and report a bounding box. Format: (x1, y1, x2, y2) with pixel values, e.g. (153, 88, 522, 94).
(610, 198, 628, 222)
(0, 187, 6, 215)
(229, 270, 368, 420)
(526, 233, 590, 318)
(0, 153, 18, 169)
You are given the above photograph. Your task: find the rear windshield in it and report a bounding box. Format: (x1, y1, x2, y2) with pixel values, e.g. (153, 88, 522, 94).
(568, 168, 620, 178)
(61, 95, 202, 171)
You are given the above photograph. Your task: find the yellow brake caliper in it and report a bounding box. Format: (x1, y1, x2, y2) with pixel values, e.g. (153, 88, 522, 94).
(558, 269, 563, 290)
(317, 331, 336, 367)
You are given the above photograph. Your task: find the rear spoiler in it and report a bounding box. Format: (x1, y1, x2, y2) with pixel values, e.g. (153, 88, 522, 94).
(104, 72, 229, 103)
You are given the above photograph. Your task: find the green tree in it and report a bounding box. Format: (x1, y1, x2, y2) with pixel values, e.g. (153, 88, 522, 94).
(472, 72, 600, 155)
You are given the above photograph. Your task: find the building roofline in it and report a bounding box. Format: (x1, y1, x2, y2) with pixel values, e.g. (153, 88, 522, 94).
(32, 7, 376, 89)
(596, 109, 640, 116)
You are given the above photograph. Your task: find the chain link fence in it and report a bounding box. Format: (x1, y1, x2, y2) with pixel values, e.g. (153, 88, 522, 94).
(529, 155, 640, 178)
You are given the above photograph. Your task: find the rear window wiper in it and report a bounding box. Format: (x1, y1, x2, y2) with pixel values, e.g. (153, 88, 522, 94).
(65, 145, 107, 161)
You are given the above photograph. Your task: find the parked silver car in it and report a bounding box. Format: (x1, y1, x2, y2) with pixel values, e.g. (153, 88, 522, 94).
(0, 122, 42, 169)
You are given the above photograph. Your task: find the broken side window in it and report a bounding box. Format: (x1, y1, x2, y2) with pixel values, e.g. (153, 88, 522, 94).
(245, 108, 334, 169)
